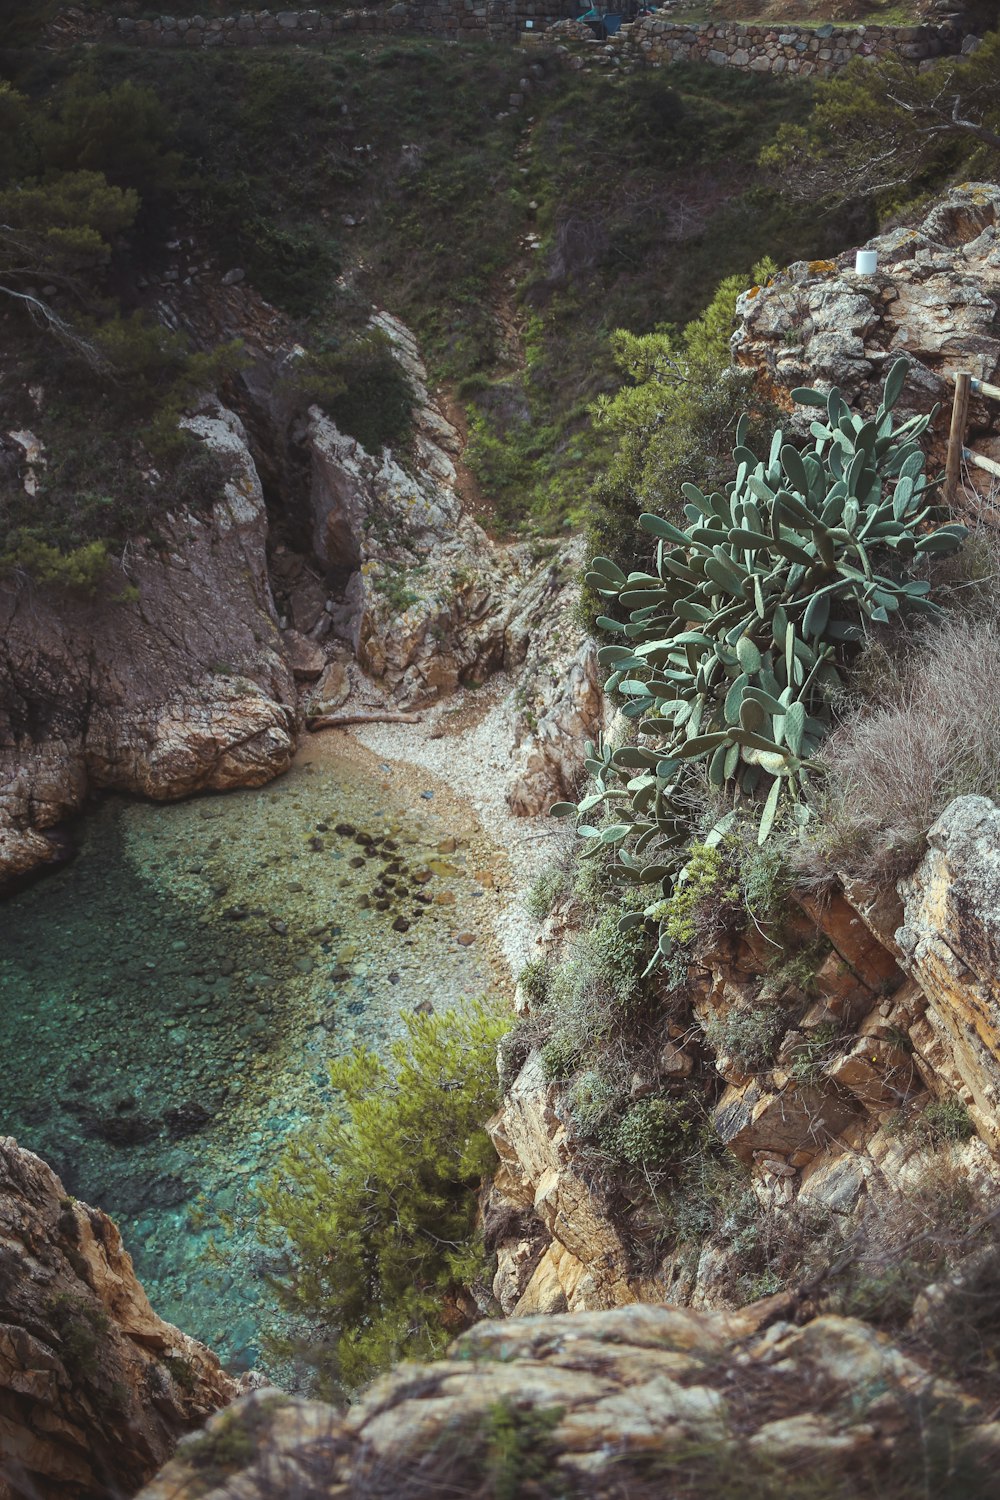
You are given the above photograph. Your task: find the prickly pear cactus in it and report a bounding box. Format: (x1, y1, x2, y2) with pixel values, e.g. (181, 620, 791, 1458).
(554, 359, 965, 959)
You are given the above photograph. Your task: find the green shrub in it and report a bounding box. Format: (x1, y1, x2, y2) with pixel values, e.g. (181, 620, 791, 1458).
(482, 1400, 564, 1500)
(704, 1005, 787, 1074)
(569, 1068, 626, 1137)
(540, 1032, 579, 1084)
(258, 1002, 510, 1393)
(281, 329, 414, 452)
(590, 905, 649, 1005)
(46, 1292, 111, 1382)
(0, 535, 109, 592)
(556, 360, 965, 966)
(605, 1096, 691, 1170)
(654, 841, 740, 947)
(524, 865, 569, 921)
(516, 957, 550, 1007)
(916, 1097, 976, 1147)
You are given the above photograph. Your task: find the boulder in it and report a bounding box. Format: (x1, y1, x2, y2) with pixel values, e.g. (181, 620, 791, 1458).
(732, 183, 1000, 477)
(137, 1305, 1000, 1499)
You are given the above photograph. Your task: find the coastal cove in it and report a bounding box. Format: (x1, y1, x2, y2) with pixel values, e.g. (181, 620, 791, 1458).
(0, 739, 509, 1372)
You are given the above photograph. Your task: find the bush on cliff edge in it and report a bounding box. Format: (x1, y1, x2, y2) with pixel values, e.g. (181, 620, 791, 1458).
(258, 1001, 510, 1394)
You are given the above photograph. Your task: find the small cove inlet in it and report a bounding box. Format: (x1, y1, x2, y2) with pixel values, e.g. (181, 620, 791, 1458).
(0, 747, 507, 1373)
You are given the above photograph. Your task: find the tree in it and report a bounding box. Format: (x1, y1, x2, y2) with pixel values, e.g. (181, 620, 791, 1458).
(0, 171, 139, 367)
(0, 2, 58, 50)
(587, 264, 780, 571)
(258, 1003, 510, 1394)
(762, 33, 1000, 207)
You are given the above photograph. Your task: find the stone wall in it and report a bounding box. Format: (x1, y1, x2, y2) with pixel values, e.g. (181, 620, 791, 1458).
(74, 6, 964, 64)
(106, 5, 513, 45)
(615, 14, 962, 76)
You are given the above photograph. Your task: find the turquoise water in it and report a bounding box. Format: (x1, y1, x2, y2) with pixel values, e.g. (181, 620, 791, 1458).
(0, 749, 503, 1375)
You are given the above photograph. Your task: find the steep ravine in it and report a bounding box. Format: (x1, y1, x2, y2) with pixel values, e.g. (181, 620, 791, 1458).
(0, 307, 602, 1495)
(10, 181, 1000, 1499)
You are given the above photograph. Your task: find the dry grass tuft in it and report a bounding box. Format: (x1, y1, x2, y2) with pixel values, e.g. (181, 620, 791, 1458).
(796, 615, 1000, 887)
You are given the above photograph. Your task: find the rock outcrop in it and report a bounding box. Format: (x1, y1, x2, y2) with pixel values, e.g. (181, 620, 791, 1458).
(0, 403, 295, 888)
(306, 317, 516, 710)
(490, 794, 1000, 1316)
(732, 182, 1000, 475)
(137, 1301, 1000, 1499)
(488, 1053, 637, 1315)
(0, 1138, 238, 1500)
(302, 312, 606, 810)
(880, 796, 1000, 1154)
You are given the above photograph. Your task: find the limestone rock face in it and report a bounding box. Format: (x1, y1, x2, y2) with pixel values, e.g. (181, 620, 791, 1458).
(732, 183, 1000, 464)
(137, 1304, 1000, 1499)
(894, 796, 1000, 1150)
(487, 1054, 636, 1314)
(494, 790, 1000, 1315)
(307, 314, 518, 710)
(506, 599, 604, 818)
(303, 312, 606, 810)
(0, 1138, 237, 1500)
(0, 403, 296, 887)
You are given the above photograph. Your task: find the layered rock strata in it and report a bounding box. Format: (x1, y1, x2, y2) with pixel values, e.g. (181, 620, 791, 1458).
(488, 795, 1000, 1315)
(301, 311, 605, 810)
(0, 1138, 238, 1500)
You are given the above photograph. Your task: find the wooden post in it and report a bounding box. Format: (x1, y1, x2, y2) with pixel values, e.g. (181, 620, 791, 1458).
(945, 371, 971, 509)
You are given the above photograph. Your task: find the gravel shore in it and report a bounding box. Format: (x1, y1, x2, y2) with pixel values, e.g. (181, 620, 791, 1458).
(303, 671, 573, 978)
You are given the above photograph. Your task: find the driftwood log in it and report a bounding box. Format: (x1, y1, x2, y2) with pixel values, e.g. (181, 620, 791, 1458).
(306, 711, 423, 730)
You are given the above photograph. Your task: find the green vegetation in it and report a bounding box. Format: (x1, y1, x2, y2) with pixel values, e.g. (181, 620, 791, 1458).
(183, 1401, 282, 1497)
(585, 263, 780, 570)
(0, 28, 856, 585)
(77, 42, 841, 531)
(915, 1097, 977, 1146)
(279, 330, 414, 452)
(703, 1004, 786, 1073)
(655, 841, 739, 946)
(607, 1095, 693, 1169)
(46, 1291, 111, 1382)
(480, 1401, 564, 1500)
(555, 360, 965, 966)
(523, 863, 569, 920)
(259, 1002, 510, 1393)
(787, 1018, 846, 1081)
(762, 32, 1000, 211)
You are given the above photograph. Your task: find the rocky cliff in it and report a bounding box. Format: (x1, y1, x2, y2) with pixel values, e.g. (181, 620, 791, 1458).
(137, 1300, 1000, 1499)
(0, 1138, 238, 1500)
(458, 182, 1000, 1318)
(0, 298, 604, 887)
(486, 795, 1000, 1319)
(0, 402, 296, 888)
(732, 181, 1000, 489)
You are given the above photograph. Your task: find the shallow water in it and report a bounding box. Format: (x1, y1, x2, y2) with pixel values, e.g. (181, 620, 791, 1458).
(0, 750, 503, 1373)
